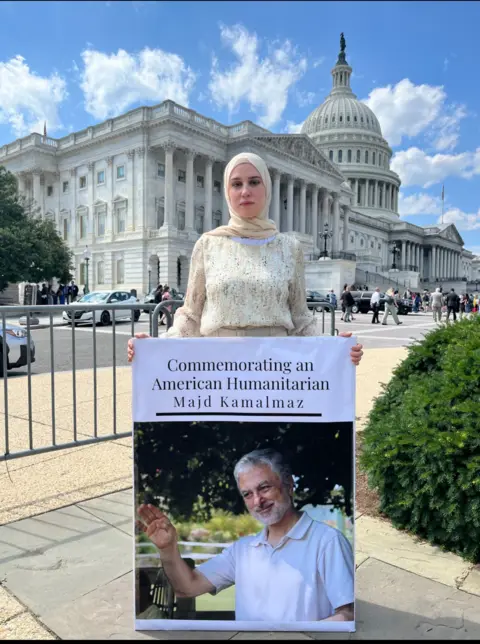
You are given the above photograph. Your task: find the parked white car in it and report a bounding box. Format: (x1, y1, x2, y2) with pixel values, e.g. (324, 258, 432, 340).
(0, 322, 36, 377)
(62, 290, 141, 326)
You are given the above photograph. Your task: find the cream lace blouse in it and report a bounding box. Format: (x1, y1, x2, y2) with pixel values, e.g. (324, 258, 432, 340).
(165, 233, 321, 337)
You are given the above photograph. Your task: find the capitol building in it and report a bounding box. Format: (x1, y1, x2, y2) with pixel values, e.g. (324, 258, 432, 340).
(1, 36, 478, 299)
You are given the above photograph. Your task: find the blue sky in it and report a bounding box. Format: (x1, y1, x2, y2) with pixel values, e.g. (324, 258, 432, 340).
(0, 0, 479, 254)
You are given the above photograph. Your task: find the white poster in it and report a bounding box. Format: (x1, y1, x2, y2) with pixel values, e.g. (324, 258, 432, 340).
(133, 337, 356, 632)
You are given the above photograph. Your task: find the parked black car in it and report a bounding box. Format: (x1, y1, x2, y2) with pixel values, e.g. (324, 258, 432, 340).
(351, 291, 412, 315)
(306, 289, 330, 312)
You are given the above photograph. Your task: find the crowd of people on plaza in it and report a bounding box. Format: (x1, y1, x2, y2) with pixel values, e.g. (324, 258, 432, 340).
(36, 280, 80, 305)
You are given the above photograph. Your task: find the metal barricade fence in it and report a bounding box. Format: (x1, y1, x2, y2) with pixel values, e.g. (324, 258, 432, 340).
(1, 299, 336, 462)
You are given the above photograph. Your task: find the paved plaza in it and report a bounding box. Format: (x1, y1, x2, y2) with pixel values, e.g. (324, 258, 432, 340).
(1, 344, 480, 639)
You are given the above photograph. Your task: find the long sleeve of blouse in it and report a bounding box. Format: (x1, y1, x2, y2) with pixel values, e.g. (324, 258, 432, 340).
(165, 233, 322, 337)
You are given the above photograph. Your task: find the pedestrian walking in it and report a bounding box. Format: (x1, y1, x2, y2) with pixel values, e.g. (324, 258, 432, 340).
(381, 287, 402, 325)
(430, 287, 443, 322)
(445, 288, 460, 322)
(343, 286, 354, 323)
(370, 287, 381, 324)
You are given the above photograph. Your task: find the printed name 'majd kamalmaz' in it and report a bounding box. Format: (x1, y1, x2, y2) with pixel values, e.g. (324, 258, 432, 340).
(173, 395, 306, 410)
(152, 376, 330, 392)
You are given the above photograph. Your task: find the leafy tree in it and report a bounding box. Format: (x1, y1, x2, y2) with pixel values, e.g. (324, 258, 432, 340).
(134, 420, 354, 521)
(0, 165, 73, 291)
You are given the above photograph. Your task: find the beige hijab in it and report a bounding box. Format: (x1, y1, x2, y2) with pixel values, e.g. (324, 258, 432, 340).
(205, 152, 278, 239)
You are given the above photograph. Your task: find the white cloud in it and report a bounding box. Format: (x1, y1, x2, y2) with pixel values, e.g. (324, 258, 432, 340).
(80, 47, 196, 120)
(208, 24, 307, 128)
(398, 192, 442, 217)
(313, 57, 325, 68)
(296, 90, 316, 108)
(363, 79, 445, 147)
(284, 120, 304, 134)
(391, 147, 480, 188)
(0, 55, 67, 137)
(440, 207, 480, 231)
(430, 104, 467, 151)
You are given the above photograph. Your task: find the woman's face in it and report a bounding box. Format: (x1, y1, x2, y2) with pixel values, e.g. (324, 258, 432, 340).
(228, 162, 266, 220)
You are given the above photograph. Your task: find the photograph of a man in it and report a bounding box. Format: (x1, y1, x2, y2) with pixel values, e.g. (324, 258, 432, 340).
(137, 448, 354, 623)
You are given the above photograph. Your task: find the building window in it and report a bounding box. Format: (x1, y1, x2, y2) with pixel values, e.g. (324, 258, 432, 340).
(47, 185, 53, 197)
(97, 261, 104, 285)
(332, 115, 335, 123)
(338, 150, 343, 163)
(372, 151, 376, 165)
(116, 259, 124, 284)
(360, 238, 364, 247)
(80, 214, 87, 239)
(63, 219, 69, 241)
(96, 206, 106, 237)
(354, 116, 357, 122)
(178, 169, 186, 183)
(79, 175, 87, 190)
(324, 116, 328, 124)
(378, 242, 381, 250)
(378, 153, 382, 166)
(117, 165, 125, 180)
(155, 198, 164, 228)
(213, 210, 222, 228)
(62, 180, 69, 193)
(114, 199, 127, 233)
(347, 115, 350, 122)
(97, 170, 105, 185)
(213, 180, 221, 193)
(177, 207, 185, 230)
(365, 150, 369, 164)
(370, 241, 374, 249)
(329, 150, 333, 161)
(195, 211, 204, 234)
(361, 116, 364, 123)
(347, 149, 352, 163)
(356, 149, 361, 163)
(350, 235, 354, 244)
(157, 163, 165, 178)
(339, 115, 343, 123)
(197, 175, 204, 188)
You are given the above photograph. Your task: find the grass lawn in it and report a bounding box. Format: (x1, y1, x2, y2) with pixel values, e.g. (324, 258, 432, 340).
(196, 585, 235, 612)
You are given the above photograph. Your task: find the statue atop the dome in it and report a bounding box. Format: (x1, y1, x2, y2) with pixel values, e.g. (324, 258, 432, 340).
(337, 32, 347, 65)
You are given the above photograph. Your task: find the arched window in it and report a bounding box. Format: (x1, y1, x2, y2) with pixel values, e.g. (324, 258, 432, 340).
(325, 116, 328, 124)
(339, 115, 343, 122)
(372, 151, 376, 165)
(97, 261, 104, 285)
(356, 149, 361, 163)
(347, 115, 350, 122)
(332, 115, 336, 123)
(354, 115, 357, 122)
(360, 238, 364, 247)
(365, 150, 369, 164)
(338, 150, 343, 163)
(116, 259, 124, 284)
(329, 150, 334, 161)
(347, 149, 352, 163)
(378, 153, 382, 166)
(361, 116, 364, 123)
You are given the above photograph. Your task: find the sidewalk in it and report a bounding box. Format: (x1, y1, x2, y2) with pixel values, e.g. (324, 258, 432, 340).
(1, 348, 480, 640)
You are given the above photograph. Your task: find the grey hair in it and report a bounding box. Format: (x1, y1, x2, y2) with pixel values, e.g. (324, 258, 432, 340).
(233, 448, 293, 489)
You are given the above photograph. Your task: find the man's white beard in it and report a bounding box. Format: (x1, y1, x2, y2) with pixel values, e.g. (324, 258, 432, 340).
(251, 497, 292, 526)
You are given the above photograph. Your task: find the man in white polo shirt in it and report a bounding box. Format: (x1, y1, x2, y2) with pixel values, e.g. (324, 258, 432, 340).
(137, 448, 354, 623)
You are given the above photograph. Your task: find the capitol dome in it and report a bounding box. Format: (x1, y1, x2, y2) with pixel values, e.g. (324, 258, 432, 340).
(302, 34, 401, 223)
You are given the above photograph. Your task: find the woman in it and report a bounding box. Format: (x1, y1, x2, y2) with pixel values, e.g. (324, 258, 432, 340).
(159, 285, 172, 326)
(128, 152, 363, 366)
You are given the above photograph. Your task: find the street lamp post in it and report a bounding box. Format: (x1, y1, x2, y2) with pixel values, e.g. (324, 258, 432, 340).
(389, 242, 400, 272)
(147, 264, 152, 293)
(82, 246, 92, 295)
(318, 222, 333, 259)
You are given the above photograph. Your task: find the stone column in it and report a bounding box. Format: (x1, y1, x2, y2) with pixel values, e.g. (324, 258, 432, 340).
(431, 246, 436, 280)
(343, 206, 350, 252)
(136, 146, 146, 231)
(87, 162, 94, 242)
(362, 180, 367, 207)
(162, 141, 175, 228)
(286, 176, 294, 231)
(351, 179, 356, 206)
(127, 150, 135, 231)
(332, 194, 340, 254)
(204, 156, 214, 232)
(419, 246, 423, 276)
(32, 170, 41, 216)
(271, 170, 281, 228)
(70, 168, 77, 245)
(185, 149, 196, 231)
(456, 252, 460, 278)
(106, 157, 114, 240)
(299, 180, 307, 233)
(311, 186, 319, 251)
(401, 240, 406, 268)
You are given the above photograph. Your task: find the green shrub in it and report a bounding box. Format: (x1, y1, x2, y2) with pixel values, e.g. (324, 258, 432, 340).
(360, 315, 480, 562)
